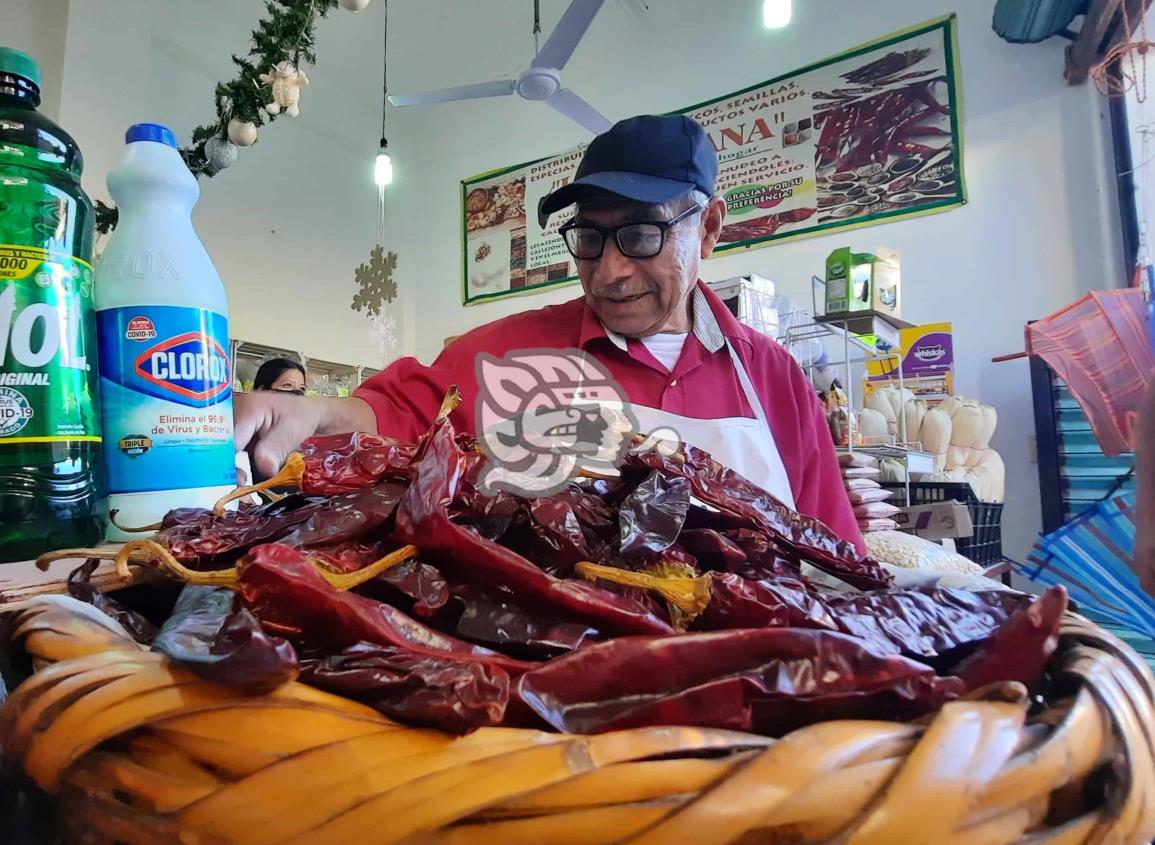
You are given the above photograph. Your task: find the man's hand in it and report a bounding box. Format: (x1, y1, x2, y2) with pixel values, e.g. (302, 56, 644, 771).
(233, 393, 376, 479)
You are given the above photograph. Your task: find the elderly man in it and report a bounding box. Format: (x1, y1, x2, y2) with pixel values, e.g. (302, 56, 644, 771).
(234, 114, 862, 547)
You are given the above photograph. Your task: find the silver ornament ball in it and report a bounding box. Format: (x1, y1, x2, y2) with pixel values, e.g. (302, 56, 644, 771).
(203, 137, 239, 171)
(338, 0, 371, 9)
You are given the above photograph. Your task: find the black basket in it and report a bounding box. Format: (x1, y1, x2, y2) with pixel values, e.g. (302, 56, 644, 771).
(880, 481, 1005, 566)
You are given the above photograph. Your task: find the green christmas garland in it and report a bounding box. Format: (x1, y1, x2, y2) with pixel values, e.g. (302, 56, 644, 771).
(95, 0, 340, 234)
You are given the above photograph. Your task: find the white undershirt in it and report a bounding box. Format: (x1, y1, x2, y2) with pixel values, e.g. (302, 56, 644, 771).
(639, 332, 689, 371)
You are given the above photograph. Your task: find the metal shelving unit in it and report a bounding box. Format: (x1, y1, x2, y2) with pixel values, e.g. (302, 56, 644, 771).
(782, 314, 935, 480)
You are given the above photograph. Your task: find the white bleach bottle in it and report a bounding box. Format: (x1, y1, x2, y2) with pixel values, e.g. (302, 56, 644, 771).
(95, 123, 235, 538)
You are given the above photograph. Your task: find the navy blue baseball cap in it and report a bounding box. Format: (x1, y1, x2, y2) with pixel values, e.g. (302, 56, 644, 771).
(538, 114, 717, 226)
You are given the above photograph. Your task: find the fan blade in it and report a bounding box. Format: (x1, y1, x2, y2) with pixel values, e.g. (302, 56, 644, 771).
(532, 0, 606, 70)
(388, 79, 515, 107)
(546, 89, 612, 134)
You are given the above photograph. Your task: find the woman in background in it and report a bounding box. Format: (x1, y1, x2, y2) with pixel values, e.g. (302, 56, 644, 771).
(252, 357, 306, 394)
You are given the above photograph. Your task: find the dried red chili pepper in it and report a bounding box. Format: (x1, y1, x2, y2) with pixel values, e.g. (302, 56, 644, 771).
(66, 559, 159, 643)
(298, 642, 509, 735)
(949, 585, 1067, 692)
(696, 573, 833, 631)
(512, 628, 962, 735)
(152, 585, 299, 693)
(718, 528, 800, 580)
(699, 575, 1032, 659)
(282, 482, 407, 549)
(163, 482, 403, 576)
(371, 558, 450, 618)
(301, 540, 391, 575)
(677, 528, 748, 573)
(623, 445, 892, 590)
(826, 587, 1033, 661)
(158, 504, 321, 569)
(451, 584, 600, 659)
(618, 472, 691, 558)
(492, 482, 618, 576)
(300, 432, 417, 494)
(394, 418, 674, 636)
(214, 430, 422, 512)
(236, 544, 535, 675)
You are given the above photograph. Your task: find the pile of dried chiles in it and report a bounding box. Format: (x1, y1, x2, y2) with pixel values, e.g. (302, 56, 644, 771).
(58, 391, 1065, 737)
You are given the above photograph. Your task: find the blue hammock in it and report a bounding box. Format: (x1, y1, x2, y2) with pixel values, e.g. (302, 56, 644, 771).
(1017, 492, 1155, 639)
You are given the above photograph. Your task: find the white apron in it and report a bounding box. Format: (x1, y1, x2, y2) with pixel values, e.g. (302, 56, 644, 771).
(628, 339, 796, 509)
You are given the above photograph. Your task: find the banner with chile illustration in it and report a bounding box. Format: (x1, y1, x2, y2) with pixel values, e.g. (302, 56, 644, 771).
(460, 15, 964, 305)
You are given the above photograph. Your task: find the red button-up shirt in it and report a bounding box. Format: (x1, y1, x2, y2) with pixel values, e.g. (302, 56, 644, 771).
(355, 282, 863, 549)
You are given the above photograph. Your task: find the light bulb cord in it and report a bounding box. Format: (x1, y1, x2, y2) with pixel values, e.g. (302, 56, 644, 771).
(380, 0, 388, 140)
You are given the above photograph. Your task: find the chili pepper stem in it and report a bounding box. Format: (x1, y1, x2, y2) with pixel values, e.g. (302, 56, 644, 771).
(437, 386, 462, 422)
(35, 548, 131, 573)
(213, 453, 306, 515)
(113, 539, 418, 593)
(118, 540, 238, 586)
(627, 433, 687, 465)
(322, 544, 418, 591)
(576, 468, 619, 482)
(108, 509, 163, 534)
(574, 561, 711, 618)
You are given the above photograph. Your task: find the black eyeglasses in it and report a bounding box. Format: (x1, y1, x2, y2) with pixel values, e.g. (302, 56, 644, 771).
(558, 204, 703, 260)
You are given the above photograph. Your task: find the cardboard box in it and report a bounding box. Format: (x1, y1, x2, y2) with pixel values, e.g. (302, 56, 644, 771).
(824, 247, 902, 320)
(865, 322, 955, 399)
(893, 501, 973, 540)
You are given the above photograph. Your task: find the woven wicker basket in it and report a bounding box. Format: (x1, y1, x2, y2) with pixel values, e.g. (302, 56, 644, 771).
(3, 598, 1155, 845)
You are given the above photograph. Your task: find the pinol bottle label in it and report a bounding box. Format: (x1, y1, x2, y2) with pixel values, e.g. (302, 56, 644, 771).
(0, 245, 101, 443)
(97, 305, 235, 493)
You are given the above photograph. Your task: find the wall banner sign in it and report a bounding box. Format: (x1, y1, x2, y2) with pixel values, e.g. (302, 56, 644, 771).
(460, 15, 964, 305)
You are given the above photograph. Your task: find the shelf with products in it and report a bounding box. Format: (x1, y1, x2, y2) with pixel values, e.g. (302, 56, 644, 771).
(230, 340, 381, 397)
(783, 316, 932, 464)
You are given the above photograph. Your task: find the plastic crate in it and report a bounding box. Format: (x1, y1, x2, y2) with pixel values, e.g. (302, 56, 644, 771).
(880, 481, 1005, 566)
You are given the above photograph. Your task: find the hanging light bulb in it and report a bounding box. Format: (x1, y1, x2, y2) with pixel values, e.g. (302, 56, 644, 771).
(373, 1, 395, 189)
(762, 0, 791, 28)
(374, 137, 393, 186)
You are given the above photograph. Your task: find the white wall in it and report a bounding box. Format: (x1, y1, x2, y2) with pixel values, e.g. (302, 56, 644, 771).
(19, 0, 1126, 560)
(1, 0, 70, 121)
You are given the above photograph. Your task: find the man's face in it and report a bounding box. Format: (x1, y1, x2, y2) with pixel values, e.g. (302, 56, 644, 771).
(573, 194, 725, 337)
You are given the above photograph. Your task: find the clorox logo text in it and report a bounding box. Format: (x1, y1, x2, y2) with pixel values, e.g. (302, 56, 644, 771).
(134, 333, 231, 403)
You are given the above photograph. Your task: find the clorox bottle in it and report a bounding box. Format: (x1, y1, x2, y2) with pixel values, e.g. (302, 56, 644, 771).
(96, 123, 235, 537)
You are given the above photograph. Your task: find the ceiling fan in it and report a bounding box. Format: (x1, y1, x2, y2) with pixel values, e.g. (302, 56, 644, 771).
(387, 0, 613, 135)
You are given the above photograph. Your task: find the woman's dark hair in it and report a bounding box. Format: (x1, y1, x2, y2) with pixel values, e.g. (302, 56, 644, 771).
(252, 357, 306, 391)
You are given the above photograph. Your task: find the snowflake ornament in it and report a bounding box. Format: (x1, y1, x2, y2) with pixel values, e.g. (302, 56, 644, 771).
(351, 245, 398, 316)
(368, 309, 399, 360)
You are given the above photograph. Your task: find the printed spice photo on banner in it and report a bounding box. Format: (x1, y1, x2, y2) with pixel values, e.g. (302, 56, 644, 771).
(813, 47, 957, 224)
(465, 178, 527, 234)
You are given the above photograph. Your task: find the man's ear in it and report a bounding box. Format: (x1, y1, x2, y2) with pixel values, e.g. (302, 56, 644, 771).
(700, 196, 727, 259)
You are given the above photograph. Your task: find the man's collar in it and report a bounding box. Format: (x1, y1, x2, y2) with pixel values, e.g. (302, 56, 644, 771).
(579, 282, 730, 353)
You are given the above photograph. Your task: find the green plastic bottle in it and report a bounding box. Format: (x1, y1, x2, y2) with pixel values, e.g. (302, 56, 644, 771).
(0, 47, 106, 562)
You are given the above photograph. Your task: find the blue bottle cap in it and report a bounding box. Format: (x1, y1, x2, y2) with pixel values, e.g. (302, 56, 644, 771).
(125, 123, 178, 148)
